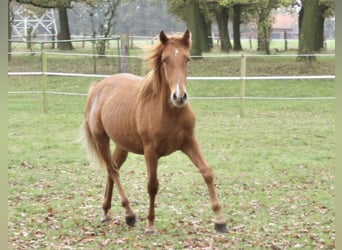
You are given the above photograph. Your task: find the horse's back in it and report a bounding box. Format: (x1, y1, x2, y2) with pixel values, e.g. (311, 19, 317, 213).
(94, 73, 142, 94)
(86, 73, 141, 118)
(89, 72, 142, 103)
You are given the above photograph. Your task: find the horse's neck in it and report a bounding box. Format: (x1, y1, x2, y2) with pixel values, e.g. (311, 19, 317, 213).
(158, 71, 172, 106)
(138, 71, 157, 100)
(139, 70, 168, 100)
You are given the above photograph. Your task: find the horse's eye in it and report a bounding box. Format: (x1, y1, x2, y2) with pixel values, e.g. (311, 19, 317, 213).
(162, 58, 168, 64)
(186, 57, 191, 62)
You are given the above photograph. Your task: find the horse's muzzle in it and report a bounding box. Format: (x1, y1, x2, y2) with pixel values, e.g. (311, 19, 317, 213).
(171, 91, 188, 107)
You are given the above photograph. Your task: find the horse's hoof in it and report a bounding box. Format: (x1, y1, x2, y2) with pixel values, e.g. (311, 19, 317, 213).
(101, 215, 111, 223)
(125, 215, 137, 227)
(145, 227, 157, 234)
(214, 223, 228, 233)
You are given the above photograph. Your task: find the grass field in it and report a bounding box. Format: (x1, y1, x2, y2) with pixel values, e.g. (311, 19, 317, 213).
(8, 52, 335, 249)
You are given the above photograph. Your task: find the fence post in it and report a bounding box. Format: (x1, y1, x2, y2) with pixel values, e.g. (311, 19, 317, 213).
(51, 28, 55, 49)
(284, 30, 288, 51)
(41, 50, 48, 113)
(140, 55, 146, 76)
(116, 38, 121, 73)
(26, 26, 33, 50)
(240, 54, 246, 117)
(92, 35, 97, 74)
(120, 34, 129, 73)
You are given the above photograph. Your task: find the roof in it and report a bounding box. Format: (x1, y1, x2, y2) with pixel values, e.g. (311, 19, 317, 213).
(272, 13, 298, 30)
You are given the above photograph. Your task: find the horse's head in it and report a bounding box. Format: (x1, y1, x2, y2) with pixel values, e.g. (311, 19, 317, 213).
(159, 30, 191, 108)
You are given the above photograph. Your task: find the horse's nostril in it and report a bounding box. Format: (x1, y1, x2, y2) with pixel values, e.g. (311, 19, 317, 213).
(172, 92, 178, 101)
(183, 92, 188, 100)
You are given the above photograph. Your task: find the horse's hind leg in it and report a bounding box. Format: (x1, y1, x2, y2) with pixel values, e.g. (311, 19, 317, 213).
(101, 175, 113, 222)
(101, 145, 136, 226)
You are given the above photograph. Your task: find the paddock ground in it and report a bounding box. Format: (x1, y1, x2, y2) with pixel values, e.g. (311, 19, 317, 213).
(8, 73, 335, 249)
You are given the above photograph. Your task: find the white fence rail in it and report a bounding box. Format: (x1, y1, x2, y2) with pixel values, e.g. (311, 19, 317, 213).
(8, 52, 335, 115)
(7, 71, 335, 81)
(8, 90, 335, 101)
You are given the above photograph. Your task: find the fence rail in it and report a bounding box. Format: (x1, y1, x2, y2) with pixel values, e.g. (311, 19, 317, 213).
(8, 90, 335, 101)
(7, 71, 335, 80)
(8, 51, 335, 116)
(8, 71, 335, 116)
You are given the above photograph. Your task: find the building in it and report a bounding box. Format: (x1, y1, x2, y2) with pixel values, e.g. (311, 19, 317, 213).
(271, 13, 298, 39)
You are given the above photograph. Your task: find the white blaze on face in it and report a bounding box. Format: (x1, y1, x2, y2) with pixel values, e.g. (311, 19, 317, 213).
(174, 48, 179, 57)
(176, 83, 180, 98)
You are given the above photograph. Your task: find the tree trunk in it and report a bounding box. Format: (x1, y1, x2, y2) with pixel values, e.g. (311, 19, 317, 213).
(263, 20, 271, 55)
(298, 0, 321, 60)
(315, 12, 324, 51)
(315, 5, 328, 51)
(198, 6, 210, 52)
(8, 0, 12, 61)
(257, 17, 271, 54)
(57, 7, 73, 50)
(184, 0, 209, 57)
(206, 20, 213, 50)
(232, 4, 242, 51)
(298, 7, 304, 51)
(215, 6, 232, 52)
(95, 0, 121, 56)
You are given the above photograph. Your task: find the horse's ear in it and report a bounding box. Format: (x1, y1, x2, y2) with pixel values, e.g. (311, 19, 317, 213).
(182, 29, 192, 48)
(159, 31, 168, 44)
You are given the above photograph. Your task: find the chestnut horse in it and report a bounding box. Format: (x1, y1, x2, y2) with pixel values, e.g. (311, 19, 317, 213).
(82, 30, 227, 233)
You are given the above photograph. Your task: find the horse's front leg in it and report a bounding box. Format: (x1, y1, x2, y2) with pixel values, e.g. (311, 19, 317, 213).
(182, 136, 228, 233)
(144, 149, 159, 234)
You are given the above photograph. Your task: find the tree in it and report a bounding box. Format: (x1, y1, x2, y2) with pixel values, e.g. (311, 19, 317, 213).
(298, 0, 320, 60)
(298, 0, 335, 58)
(167, 0, 211, 57)
(245, 0, 293, 54)
(88, 0, 121, 56)
(218, 0, 248, 51)
(208, 2, 232, 52)
(183, 0, 211, 56)
(216, 5, 232, 52)
(8, 1, 14, 61)
(232, 4, 243, 50)
(250, 0, 277, 54)
(15, 0, 75, 50)
(57, 6, 73, 50)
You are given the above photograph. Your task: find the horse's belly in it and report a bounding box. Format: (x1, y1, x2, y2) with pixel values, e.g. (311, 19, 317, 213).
(155, 133, 185, 157)
(97, 74, 145, 154)
(112, 132, 144, 155)
(103, 111, 144, 155)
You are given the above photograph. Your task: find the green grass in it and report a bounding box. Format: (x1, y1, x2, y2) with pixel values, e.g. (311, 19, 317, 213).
(8, 73, 335, 249)
(8, 47, 335, 249)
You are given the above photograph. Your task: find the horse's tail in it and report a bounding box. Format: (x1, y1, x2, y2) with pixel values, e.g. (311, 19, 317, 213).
(81, 120, 103, 168)
(81, 84, 105, 168)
